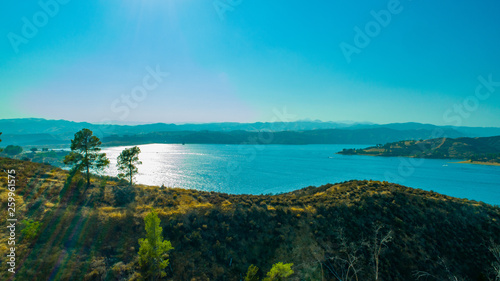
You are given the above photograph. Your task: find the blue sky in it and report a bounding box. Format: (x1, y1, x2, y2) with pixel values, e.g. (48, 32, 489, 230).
(1, 0, 500, 126)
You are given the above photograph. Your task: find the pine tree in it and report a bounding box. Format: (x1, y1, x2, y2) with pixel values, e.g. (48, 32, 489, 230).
(117, 146, 142, 185)
(63, 128, 109, 187)
(138, 209, 174, 280)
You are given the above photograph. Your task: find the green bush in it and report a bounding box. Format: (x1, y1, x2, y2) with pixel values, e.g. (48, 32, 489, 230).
(3, 145, 23, 156)
(21, 219, 41, 241)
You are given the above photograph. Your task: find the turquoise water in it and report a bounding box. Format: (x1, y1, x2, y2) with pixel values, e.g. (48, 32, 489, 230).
(101, 144, 500, 205)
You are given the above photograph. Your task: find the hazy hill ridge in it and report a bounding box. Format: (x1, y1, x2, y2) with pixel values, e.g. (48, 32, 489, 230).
(0, 157, 499, 280)
(3, 118, 500, 146)
(100, 127, 465, 146)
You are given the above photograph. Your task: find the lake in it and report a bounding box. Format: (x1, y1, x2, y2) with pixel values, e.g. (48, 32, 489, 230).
(101, 144, 500, 205)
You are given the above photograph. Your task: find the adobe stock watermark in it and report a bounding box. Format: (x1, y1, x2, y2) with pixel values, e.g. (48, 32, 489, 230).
(384, 74, 499, 183)
(7, 0, 71, 54)
(443, 74, 500, 126)
(224, 106, 297, 181)
(339, 0, 405, 63)
(97, 65, 169, 135)
(6, 169, 17, 274)
(198, 107, 297, 195)
(213, 0, 243, 21)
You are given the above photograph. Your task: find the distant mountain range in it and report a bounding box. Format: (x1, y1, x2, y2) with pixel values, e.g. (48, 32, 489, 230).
(1, 118, 500, 146)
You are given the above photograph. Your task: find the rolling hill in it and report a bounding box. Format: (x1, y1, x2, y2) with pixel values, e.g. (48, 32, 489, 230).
(338, 135, 500, 164)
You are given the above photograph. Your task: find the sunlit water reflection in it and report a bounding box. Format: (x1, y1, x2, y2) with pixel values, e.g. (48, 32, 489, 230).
(101, 144, 500, 205)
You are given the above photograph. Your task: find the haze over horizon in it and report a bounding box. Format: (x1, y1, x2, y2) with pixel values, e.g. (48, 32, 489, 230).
(2, 1, 500, 126)
(4, 117, 500, 131)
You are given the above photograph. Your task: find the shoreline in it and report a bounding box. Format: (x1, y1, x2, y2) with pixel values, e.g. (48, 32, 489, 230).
(454, 160, 500, 166)
(339, 152, 500, 167)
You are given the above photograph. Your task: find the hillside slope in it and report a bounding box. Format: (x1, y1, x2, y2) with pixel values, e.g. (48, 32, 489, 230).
(339, 135, 500, 164)
(100, 128, 465, 146)
(0, 157, 499, 280)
